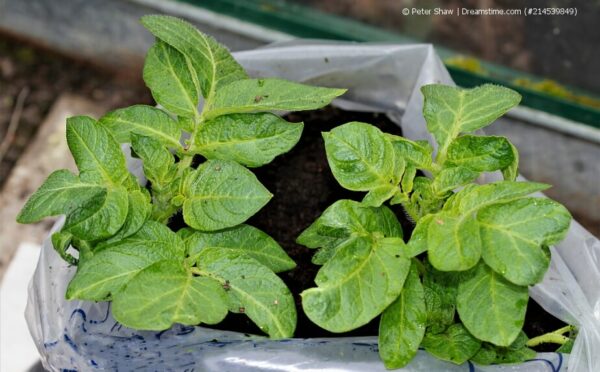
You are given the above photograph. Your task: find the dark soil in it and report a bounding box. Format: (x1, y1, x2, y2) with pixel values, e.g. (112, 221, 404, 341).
(207, 106, 409, 338)
(203, 106, 567, 348)
(0, 35, 153, 188)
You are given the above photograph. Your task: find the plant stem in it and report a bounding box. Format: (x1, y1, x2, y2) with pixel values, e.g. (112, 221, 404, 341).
(526, 333, 569, 347)
(526, 325, 575, 347)
(190, 267, 205, 276)
(412, 258, 427, 276)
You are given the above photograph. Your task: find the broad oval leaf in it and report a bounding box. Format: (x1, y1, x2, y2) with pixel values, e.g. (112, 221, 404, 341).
(143, 40, 199, 118)
(427, 212, 481, 271)
(448, 181, 550, 214)
(421, 84, 521, 154)
(185, 224, 295, 273)
(96, 190, 152, 247)
(112, 260, 228, 330)
(501, 142, 519, 181)
(471, 332, 536, 365)
(63, 185, 129, 241)
(362, 184, 399, 207)
(423, 263, 460, 334)
(66, 221, 184, 300)
(206, 79, 346, 119)
(386, 134, 434, 170)
(66, 116, 129, 185)
(405, 214, 433, 258)
(301, 236, 411, 332)
(130, 133, 177, 187)
(378, 263, 427, 369)
(421, 324, 481, 365)
(198, 247, 297, 339)
(141, 15, 247, 101)
(478, 198, 571, 285)
(297, 199, 403, 252)
(457, 263, 529, 346)
(446, 135, 515, 172)
(192, 113, 303, 167)
(16, 170, 105, 223)
(431, 166, 479, 195)
(51, 231, 76, 265)
(323, 122, 397, 192)
(99, 105, 182, 149)
(182, 160, 272, 231)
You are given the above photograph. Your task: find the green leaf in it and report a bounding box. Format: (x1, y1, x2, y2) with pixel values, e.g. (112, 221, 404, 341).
(198, 247, 297, 338)
(112, 260, 228, 330)
(401, 164, 417, 194)
(556, 338, 575, 353)
(182, 160, 272, 231)
(448, 181, 550, 214)
(427, 211, 481, 271)
(405, 214, 433, 258)
(322, 122, 397, 192)
(431, 166, 479, 195)
(423, 262, 460, 334)
(206, 78, 346, 119)
(66, 221, 184, 300)
(311, 246, 337, 265)
(378, 263, 427, 369)
(422, 324, 481, 365)
(297, 199, 403, 251)
(51, 231, 77, 265)
(185, 224, 295, 273)
(66, 116, 130, 185)
(471, 332, 536, 365)
(446, 135, 515, 172)
(386, 134, 434, 170)
(502, 141, 519, 181)
(141, 15, 247, 101)
(409, 177, 448, 217)
(478, 198, 571, 285)
(143, 40, 199, 118)
(457, 263, 529, 346)
(191, 113, 303, 167)
(362, 184, 398, 207)
(96, 190, 152, 247)
(130, 133, 177, 187)
(429, 181, 552, 272)
(99, 105, 182, 149)
(16, 170, 105, 223)
(301, 236, 411, 332)
(63, 186, 129, 241)
(421, 84, 521, 155)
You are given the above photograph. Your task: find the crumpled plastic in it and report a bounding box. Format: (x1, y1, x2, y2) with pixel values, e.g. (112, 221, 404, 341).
(26, 42, 600, 371)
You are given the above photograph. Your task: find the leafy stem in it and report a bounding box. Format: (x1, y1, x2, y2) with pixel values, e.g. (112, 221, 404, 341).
(301, 83, 573, 368)
(17, 15, 344, 338)
(525, 325, 575, 347)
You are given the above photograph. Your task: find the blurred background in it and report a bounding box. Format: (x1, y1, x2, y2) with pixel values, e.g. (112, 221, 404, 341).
(0, 1, 598, 370)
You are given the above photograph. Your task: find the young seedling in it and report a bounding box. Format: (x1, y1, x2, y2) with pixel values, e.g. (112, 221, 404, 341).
(16, 15, 345, 338)
(297, 84, 573, 367)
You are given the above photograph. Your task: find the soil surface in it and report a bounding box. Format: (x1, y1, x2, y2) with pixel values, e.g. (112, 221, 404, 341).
(0, 35, 153, 188)
(205, 106, 408, 338)
(206, 106, 567, 348)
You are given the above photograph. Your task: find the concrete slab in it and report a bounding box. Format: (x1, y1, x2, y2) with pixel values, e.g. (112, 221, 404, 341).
(0, 242, 41, 372)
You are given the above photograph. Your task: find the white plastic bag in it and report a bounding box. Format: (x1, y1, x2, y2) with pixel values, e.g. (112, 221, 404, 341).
(26, 42, 600, 371)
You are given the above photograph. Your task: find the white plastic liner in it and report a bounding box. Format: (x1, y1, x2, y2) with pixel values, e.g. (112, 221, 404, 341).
(26, 42, 600, 371)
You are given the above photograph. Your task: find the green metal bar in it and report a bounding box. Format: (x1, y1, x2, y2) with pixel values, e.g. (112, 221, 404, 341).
(178, 0, 600, 128)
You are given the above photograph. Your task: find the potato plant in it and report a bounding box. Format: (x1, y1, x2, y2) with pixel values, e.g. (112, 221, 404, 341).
(297, 84, 574, 367)
(17, 15, 345, 338)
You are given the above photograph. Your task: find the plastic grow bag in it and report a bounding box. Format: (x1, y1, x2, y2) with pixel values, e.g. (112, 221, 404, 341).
(26, 43, 600, 371)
